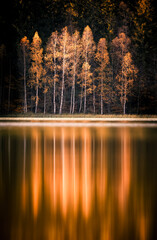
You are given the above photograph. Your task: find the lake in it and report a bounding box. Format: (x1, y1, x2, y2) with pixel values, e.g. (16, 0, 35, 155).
(0, 122, 157, 240)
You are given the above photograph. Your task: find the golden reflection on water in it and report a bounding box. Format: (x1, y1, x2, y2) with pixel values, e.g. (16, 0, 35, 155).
(0, 126, 157, 240)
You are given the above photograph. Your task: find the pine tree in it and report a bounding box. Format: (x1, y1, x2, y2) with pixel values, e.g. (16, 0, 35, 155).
(29, 32, 43, 113)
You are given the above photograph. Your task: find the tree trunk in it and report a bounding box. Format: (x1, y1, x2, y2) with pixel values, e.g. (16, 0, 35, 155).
(8, 130, 10, 179)
(70, 87, 73, 114)
(44, 83, 46, 114)
(93, 77, 95, 114)
(101, 78, 103, 115)
(79, 82, 83, 113)
(23, 46, 27, 113)
(53, 76, 56, 114)
(31, 86, 33, 112)
(59, 44, 65, 114)
(72, 80, 75, 114)
(84, 46, 88, 114)
(8, 62, 11, 113)
(53, 40, 57, 114)
(59, 67, 65, 114)
(123, 77, 127, 115)
(84, 73, 86, 113)
(71, 62, 76, 114)
(35, 76, 38, 114)
(137, 78, 140, 114)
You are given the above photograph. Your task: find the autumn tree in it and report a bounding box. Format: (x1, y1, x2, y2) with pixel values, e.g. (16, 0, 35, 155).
(19, 36, 30, 113)
(45, 31, 59, 114)
(80, 25, 96, 113)
(59, 27, 71, 114)
(120, 52, 138, 114)
(112, 32, 137, 114)
(41, 68, 49, 114)
(29, 32, 43, 113)
(69, 30, 82, 114)
(96, 38, 111, 114)
(81, 61, 93, 111)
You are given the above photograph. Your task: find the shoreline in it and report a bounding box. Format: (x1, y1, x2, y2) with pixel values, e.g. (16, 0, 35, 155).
(0, 117, 157, 122)
(0, 117, 157, 127)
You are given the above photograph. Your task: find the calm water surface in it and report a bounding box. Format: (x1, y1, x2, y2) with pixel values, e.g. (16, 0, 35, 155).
(0, 124, 157, 240)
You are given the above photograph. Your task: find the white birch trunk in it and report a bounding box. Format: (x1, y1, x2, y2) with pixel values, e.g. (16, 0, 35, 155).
(101, 78, 103, 115)
(35, 75, 38, 114)
(84, 53, 88, 113)
(59, 37, 66, 114)
(72, 74, 75, 114)
(71, 61, 76, 114)
(72, 41, 77, 114)
(84, 69, 87, 113)
(53, 37, 57, 114)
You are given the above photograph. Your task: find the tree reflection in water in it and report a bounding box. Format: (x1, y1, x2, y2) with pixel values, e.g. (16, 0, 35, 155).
(0, 125, 156, 240)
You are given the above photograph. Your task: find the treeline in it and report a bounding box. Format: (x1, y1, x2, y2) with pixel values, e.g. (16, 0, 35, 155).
(0, 0, 156, 114)
(18, 26, 138, 114)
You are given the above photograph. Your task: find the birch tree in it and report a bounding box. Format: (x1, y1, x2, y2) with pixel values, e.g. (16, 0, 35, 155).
(59, 27, 71, 114)
(20, 36, 29, 113)
(30, 31, 43, 113)
(81, 25, 96, 113)
(69, 30, 82, 114)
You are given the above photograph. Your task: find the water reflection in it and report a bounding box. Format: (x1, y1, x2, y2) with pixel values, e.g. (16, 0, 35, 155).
(0, 126, 157, 240)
